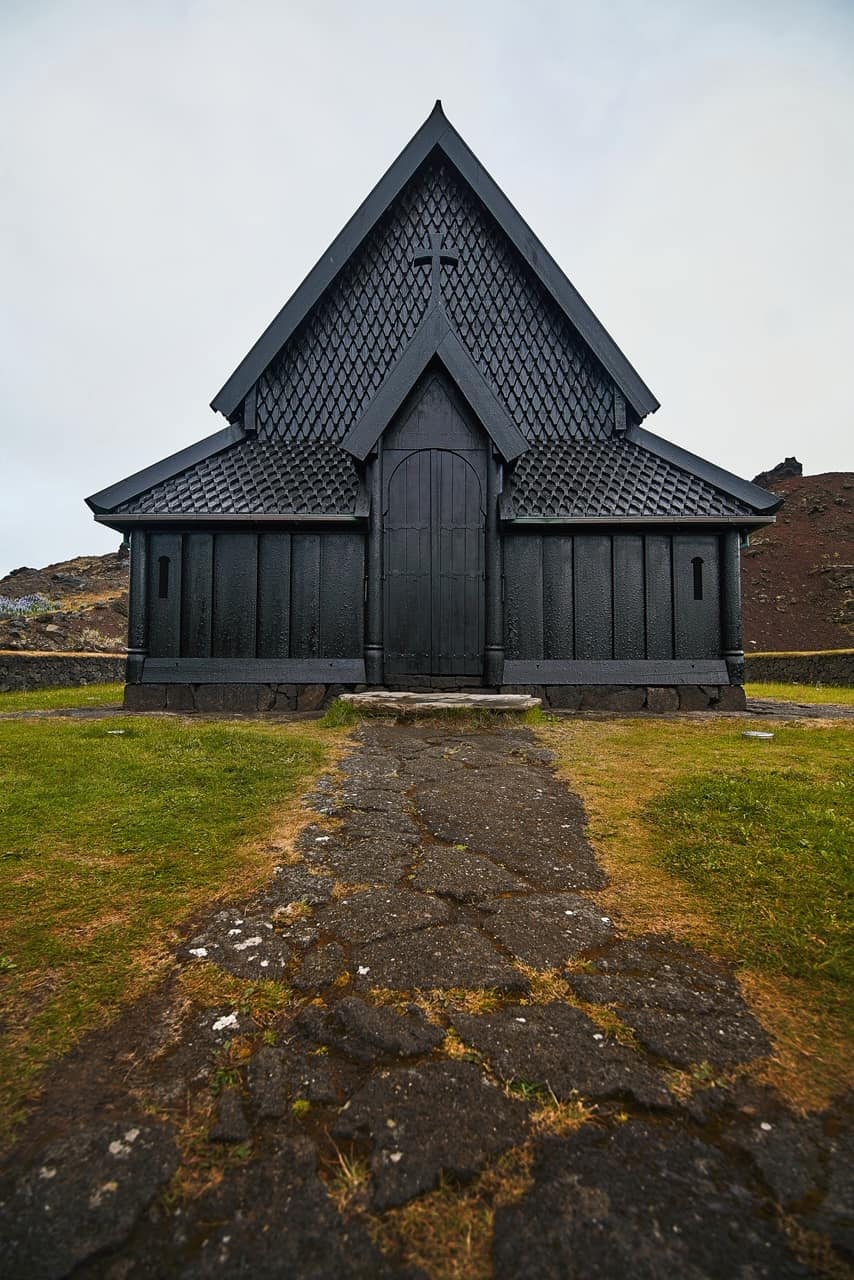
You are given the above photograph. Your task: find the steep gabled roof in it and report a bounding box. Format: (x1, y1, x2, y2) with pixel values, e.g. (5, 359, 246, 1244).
(210, 101, 660, 423)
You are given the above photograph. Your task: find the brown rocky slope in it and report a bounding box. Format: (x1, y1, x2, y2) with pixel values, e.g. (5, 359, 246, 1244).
(742, 472, 853, 652)
(0, 550, 128, 652)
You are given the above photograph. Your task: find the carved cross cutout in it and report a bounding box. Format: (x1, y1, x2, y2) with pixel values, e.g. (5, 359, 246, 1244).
(413, 231, 459, 309)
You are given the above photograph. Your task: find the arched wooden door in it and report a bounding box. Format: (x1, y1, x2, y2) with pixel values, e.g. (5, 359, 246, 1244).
(384, 449, 485, 679)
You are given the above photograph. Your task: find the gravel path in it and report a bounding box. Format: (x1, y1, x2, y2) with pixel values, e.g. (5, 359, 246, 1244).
(1, 722, 849, 1278)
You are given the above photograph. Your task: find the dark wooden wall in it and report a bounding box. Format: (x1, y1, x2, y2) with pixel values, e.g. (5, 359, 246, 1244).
(504, 531, 722, 661)
(145, 529, 364, 660)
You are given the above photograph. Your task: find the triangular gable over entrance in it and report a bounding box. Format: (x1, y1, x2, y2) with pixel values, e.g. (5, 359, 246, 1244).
(210, 100, 659, 425)
(340, 306, 528, 462)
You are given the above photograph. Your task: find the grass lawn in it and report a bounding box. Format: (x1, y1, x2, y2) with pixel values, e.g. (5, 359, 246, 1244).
(745, 681, 854, 705)
(0, 715, 339, 1141)
(541, 717, 853, 1107)
(0, 682, 124, 712)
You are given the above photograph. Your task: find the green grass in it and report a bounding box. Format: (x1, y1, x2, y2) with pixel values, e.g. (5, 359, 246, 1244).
(542, 718, 854, 1105)
(646, 760, 853, 985)
(0, 715, 333, 1139)
(0, 682, 124, 712)
(745, 681, 854, 705)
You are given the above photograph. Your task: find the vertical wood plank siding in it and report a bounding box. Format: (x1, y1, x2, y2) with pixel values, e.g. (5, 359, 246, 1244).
(673, 534, 721, 659)
(147, 532, 183, 657)
(212, 533, 258, 657)
(181, 532, 214, 657)
(257, 532, 292, 658)
(504, 532, 723, 661)
(503, 535, 543, 660)
(142, 529, 366, 660)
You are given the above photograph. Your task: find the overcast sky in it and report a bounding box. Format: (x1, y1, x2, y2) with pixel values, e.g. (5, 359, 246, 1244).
(2, 0, 852, 577)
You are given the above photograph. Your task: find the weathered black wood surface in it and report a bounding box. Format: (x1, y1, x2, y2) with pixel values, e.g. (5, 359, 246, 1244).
(383, 372, 486, 679)
(503, 659, 729, 685)
(139, 528, 365, 663)
(504, 531, 724, 664)
(143, 658, 365, 684)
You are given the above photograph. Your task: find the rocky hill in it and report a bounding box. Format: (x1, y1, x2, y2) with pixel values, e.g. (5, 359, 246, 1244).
(1, 472, 851, 655)
(742, 471, 853, 652)
(0, 551, 128, 652)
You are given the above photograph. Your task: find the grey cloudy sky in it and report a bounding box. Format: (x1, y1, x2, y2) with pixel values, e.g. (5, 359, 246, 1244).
(2, 0, 852, 577)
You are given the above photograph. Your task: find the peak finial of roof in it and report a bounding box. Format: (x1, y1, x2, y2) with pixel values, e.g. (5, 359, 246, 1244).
(432, 98, 445, 117)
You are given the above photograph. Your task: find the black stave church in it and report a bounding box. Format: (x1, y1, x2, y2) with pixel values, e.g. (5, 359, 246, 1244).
(87, 102, 780, 713)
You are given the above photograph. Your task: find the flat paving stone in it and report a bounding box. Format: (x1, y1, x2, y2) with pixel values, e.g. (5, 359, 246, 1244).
(333, 1060, 529, 1209)
(352, 925, 529, 994)
(296, 997, 445, 1063)
(450, 1003, 671, 1108)
(251, 865, 335, 913)
(247, 1045, 288, 1119)
(411, 847, 528, 903)
(178, 1137, 416, 1279)
(414, 761, 605, 891)
(0, 1119, 178, 1280)
(293, 941, 347, 991)
(317, 887, 452, 945)
(478, 893, 614, 966)
(312, 844, 414, 887)
(567, 934, 771, 1067)
(181, 910, 291, 979)
(492, 1121, 810, 1279)
(209, 1088, 250, 1143)
(725, 1112, 825, 1207)
(800, 1106, 854, 1256)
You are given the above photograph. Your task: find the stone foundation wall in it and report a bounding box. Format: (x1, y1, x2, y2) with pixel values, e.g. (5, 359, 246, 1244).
(124, 682, 365, 713)
(501, 684, 746, 711)
(744, 651, 853, 687)
(0, 651, 126, 692)
(124, 681, 745, 714)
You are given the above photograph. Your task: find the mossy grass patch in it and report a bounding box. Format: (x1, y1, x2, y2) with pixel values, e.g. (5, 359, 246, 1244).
(745, 681, 854, 705)
(0, 682, 124, 712)
(541, 717, 853, 1108)
(0, 715, 339, 1142)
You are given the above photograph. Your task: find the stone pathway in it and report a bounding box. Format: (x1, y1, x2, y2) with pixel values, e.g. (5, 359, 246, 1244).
(0, 722, 850, 1278)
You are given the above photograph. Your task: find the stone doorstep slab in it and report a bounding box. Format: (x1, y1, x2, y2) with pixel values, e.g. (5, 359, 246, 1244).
(341, 691, 542, 712)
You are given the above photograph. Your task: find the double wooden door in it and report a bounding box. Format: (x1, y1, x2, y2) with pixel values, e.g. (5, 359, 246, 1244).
(384, 447, 485, 678)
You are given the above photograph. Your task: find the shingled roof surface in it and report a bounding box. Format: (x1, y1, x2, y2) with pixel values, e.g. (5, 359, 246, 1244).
(114, 438, 361, 516)
(91, 105, 777, 524)
(507, 438, 756, 519)
(254, 157, 616, 448)
(112, 433, 755, 520)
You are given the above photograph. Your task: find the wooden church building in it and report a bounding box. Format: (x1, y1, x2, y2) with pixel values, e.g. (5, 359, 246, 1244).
(87, 103, 780, 712)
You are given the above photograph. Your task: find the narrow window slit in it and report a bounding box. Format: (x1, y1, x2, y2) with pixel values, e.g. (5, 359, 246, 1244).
(692, 556, 704, 601)
(158, 556, 170, 599)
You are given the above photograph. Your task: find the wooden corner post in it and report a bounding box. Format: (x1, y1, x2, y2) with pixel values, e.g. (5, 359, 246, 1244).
(720, 528, 744, 685)
(126, 529, 149, 683)
(365, 445, 384, 685)
(484, 445, 504, 686)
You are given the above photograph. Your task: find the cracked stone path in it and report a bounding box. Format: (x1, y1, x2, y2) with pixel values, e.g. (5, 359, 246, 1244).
(1, 722, 850, 1278)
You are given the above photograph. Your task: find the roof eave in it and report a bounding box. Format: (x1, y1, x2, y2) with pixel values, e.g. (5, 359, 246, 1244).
(627, 425, 784, 516)
(502, 514, 776, 527)
(86, 423, 245, 515)
(94, 512, 365, 529)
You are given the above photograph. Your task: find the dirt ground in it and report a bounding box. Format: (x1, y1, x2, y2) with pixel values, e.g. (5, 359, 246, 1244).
(0, 721, 849, 1279)
(742, 472, 853, 652)
(0, 550, 128, 652)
